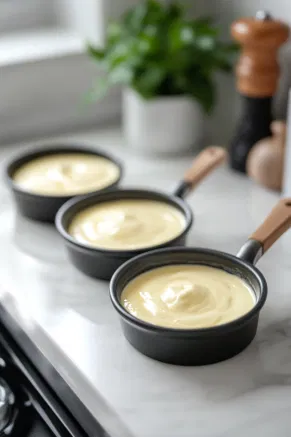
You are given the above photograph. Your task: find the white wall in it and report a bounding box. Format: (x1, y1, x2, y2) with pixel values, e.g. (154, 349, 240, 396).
(189, 0, 291, 144)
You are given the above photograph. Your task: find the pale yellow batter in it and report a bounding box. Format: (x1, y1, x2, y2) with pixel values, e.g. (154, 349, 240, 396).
(68, 199, 186, 250)
(122, 265, 255, 329)
(13, 153, 120, 196)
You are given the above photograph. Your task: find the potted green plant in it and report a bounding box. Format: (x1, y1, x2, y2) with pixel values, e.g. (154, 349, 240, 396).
(88, 0, 237, 155)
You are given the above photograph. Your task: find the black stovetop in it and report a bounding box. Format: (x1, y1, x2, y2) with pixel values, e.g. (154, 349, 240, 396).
(0, 323, 90, 437)
(0, 304, 109, 437)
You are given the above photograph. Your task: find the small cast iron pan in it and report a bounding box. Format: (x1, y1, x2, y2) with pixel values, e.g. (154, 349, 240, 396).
(5, 144, 123, 222)
(56, 147, 226, 280)
(110, 198, 291, 366)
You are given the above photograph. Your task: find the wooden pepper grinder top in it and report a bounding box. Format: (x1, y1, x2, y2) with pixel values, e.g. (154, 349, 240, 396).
(229, 11, 289, 173)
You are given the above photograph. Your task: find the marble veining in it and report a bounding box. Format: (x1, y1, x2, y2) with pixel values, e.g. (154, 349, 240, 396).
(1, 131, 291, 437)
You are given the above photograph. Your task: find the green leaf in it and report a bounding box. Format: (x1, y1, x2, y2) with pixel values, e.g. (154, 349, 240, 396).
(167, 2, 183, 21)
(107, 22, 122, 42)
(188, 74, 216, 113)
(224, 41, 240, 53)
(109, 65, 134, 86)
(196, 35, 216, 51)
(133, 66, 166, 98)
(82, 76, 109, 104)
(105, 41, 133, 68)
(139, 26, 160, 54)
(170, 21, 195, 51)
(123, 3, 147, 32)
(123, 0, 162, 33)
(212, 42, 239, 72)
(86, 43, 105, 60)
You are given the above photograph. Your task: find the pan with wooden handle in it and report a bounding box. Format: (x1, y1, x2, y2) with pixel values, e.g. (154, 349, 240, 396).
(110, 198, 291, 365)
(56, 147, 226, 280)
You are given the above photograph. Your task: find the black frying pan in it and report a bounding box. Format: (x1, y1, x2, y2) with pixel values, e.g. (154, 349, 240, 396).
(5, 144, 123, 222)
(56, 147, 226, 280)
(110, 198, 291, 365)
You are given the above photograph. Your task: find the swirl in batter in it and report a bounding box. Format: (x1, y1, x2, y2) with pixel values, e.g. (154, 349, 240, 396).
(68, 199, 186, 250)
(122, 265, 255, 329)
(13, 153, 120, 196)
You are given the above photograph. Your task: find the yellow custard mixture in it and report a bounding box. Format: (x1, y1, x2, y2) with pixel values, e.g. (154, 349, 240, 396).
(68, 199, 186, 250)
(122, 265, 255, 329)
(13, 153, 120, 196)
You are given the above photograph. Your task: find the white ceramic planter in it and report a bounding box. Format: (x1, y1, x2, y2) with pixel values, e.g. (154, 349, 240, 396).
(123, 88, 204, 155)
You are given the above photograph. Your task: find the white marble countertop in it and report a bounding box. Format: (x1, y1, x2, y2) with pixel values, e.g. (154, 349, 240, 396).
(1, 128, 291, 437)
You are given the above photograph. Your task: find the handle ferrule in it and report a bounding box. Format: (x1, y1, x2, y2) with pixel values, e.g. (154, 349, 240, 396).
(174, 181, 191, 199)
(237, 239, 263, 265)
(174, 146, 226, 199)
(237, 198, 291, 264)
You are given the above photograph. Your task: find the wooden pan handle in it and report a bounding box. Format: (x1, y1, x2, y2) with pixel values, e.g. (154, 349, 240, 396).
(250, 198, 291, 252)
(174, 147, 227, 198)
(184, 147, 227, 189)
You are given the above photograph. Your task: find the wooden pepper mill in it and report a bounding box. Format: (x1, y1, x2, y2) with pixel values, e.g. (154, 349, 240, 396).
(229, 11, 289, 173)
(247, 121, 286, 191)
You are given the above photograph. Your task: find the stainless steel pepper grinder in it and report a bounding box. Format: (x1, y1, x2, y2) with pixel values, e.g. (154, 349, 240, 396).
(229, 11, 289, 173)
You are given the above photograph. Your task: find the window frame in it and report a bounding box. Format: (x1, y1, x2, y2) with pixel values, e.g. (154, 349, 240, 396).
(0, 0, 56, 34)
(0, 0, 135, 144)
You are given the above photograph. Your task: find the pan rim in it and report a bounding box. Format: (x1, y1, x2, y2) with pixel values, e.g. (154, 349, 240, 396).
(55, 188, 193, 256)
(5, 143, 123, 200)
(109, 246, 268, 336)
